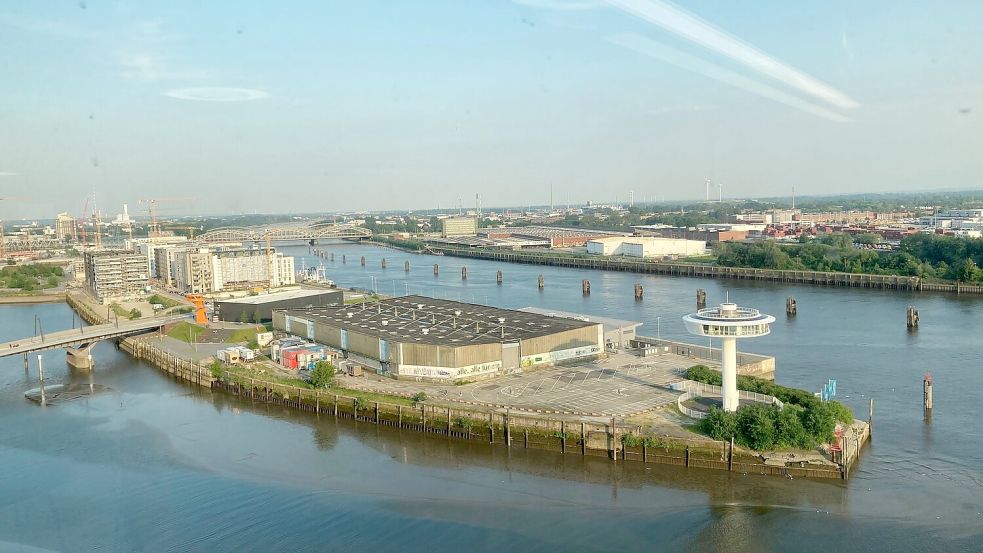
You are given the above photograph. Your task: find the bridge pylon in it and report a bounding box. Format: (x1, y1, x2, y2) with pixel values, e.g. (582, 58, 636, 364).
(65, 344, 96, 369)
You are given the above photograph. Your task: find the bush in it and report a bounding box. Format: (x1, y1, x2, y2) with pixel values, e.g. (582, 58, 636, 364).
(128, 308, 142, 320)
(453, 417, 473, 431)
(411, 392, 427, 405)
(699, 407, 737, 440)
(772, 404, 813, 449)
(802, 401, 839, 443)
(308, 361, 335, 388)
(209, 361, 224, 379)
(621, 432, 641, 447)
(736, 404, 776, 450)
(686, 365, 721, 386)
(353, 397, 366, 411)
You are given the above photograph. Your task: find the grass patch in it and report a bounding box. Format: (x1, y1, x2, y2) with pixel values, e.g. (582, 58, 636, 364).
(227, 326, 263, 343)
(167, 321, 206, 342)
(148, 294, 182, 309)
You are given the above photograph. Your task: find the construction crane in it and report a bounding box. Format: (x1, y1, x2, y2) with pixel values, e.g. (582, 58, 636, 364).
(162, 224, 203, 240)
(138, 197, 195, 239)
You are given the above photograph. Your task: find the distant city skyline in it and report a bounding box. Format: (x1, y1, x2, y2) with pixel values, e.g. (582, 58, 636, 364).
(1, 0, 981, 218)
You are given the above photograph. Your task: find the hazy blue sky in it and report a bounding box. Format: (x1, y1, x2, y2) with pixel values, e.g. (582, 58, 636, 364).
(1, 0, 981, 218)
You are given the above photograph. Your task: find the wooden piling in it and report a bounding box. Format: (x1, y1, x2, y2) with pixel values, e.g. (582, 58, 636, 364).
(786, 296, 797, 316)
(581, 422, 586, 455)
(923, 372, 933, 411)
(496, 270, 503, 285)
(433, 264, 439, 276)
(697, 288, 707, 309)
(404, 260, 410, 272)
(907, 306, 919, 329)
(538, 275, 545, 290)
(582, 279, 590, 295)
(360, 256, 365, 267)
(634, 283, 643, 301)
(381, 258, 386, 269)
(342, 255, 346, 264)
(461, 266, 467, 280)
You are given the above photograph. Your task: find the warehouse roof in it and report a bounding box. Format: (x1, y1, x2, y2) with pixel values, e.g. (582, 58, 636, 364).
(218, 288, 339, 305)
(277, 295, 600, 346)
(517, 307, 642, 335)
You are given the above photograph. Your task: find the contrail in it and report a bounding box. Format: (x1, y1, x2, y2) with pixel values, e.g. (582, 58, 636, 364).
(605, 0, 859, 110)
(608, 33, 852, 122)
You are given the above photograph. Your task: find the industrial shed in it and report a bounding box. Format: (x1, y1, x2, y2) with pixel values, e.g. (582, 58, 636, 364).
(272, 295, 604, 382)
(215, 288, 343, 323)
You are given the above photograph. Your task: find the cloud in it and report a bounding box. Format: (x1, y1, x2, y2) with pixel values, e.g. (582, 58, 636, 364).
(120, 54, 211, 82)
(512, 0, 605, 11)
(604, 0, 859, 110)
(164, 87, 270, 102)
(0, 172, 17, 177)
(0, 12, 101, 39)
(608, 33, 851, 122)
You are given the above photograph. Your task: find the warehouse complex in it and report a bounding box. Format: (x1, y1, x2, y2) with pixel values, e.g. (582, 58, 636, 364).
(273, 295, 604, 382)
(215, 288, 343, 323)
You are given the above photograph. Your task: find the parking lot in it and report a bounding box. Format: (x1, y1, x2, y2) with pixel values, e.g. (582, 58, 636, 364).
(463, 350, 715, 416)
(338, 349, 720, 417)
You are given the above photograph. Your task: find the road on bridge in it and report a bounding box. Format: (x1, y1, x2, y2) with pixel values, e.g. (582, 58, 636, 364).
(0, 315, 188, 358)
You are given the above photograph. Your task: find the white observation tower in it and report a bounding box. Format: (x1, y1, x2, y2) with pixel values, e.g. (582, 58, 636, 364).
(683, 302, 775, 412)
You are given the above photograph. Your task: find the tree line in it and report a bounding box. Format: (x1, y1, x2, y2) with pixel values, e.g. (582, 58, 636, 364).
(715, 233, 983, 283)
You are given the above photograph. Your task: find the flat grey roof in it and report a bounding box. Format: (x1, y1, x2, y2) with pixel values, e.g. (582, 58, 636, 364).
(518, 307, 642, 335)
(219, 288, 339, 305)
(278, 295, 600, 346)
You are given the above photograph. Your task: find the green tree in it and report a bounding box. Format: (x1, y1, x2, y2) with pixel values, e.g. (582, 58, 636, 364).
(239, 310, 249, 323)
(128, 308, 142, 320)
(308, 361, 335, 388)
(699, 406, 737, 440)
(736, 404, 776, 450)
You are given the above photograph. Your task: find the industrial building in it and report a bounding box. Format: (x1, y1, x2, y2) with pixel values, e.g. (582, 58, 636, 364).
(586, 236, 709, 258)
(83, 249, 150, 303)
(441, 216, 478, 237)
(273, 296, 604, 382)
(517, 307, 642, 350)
(54, 212, 75, 241)
(215, 288, 343, 323)
(504, 226, 629, 248)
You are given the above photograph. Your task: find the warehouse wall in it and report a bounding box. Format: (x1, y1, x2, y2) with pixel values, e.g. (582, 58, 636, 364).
(519, 325, 602, 358)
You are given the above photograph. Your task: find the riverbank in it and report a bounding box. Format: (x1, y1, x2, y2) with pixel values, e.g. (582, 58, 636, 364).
(116, 332, 863, 480)
(425, 245, 983, 295)
(56, 286, 866, 480)
(0, 291, 66, 304)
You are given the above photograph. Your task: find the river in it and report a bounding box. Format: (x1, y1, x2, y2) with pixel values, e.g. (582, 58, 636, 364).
(1, 243, 981, 552)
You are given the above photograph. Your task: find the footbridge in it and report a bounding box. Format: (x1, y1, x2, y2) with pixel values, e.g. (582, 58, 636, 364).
(0, 315, 185, 369)
(198, 222, 371, 243)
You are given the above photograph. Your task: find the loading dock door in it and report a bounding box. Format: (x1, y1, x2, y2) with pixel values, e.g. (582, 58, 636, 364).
(502, 341, 520, 372)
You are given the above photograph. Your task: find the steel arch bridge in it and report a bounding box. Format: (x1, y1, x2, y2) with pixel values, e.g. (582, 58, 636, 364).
(198, 222, 371, 243)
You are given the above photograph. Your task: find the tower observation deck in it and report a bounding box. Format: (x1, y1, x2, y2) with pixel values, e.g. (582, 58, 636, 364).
(682, 302, 775, 412)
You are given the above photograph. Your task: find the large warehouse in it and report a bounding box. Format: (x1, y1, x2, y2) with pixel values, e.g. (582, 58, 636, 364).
(273, 296, 604, 382)
(216, 288, 343, 323)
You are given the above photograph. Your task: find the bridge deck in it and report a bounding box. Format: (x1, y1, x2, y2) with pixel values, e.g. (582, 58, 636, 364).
(0, 316, 185, 358)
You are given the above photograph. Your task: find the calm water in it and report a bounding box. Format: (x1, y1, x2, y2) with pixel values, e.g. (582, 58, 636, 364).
(2, 243, 981, 552)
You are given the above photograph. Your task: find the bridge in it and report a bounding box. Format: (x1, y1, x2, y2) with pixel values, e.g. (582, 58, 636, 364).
(0, 315, 185, 369)
(198, 222, 371, 243)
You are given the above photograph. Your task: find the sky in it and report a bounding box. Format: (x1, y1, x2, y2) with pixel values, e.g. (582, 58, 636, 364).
(1, 0, 981, 218)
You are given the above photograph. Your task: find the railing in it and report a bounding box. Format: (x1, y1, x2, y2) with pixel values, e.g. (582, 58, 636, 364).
(671, 379, 784, 415)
